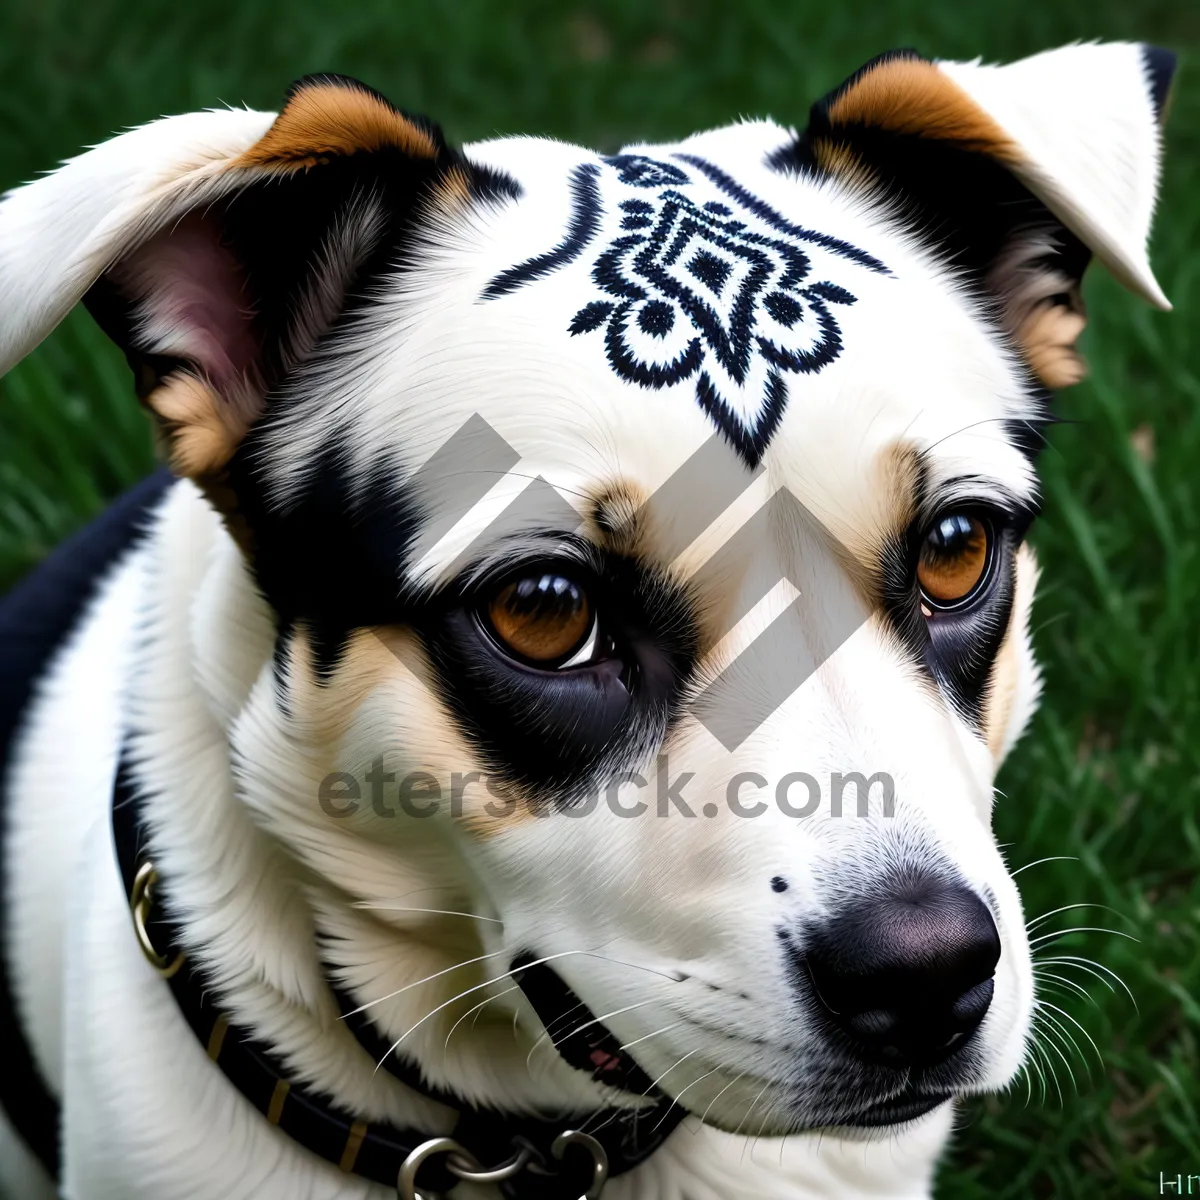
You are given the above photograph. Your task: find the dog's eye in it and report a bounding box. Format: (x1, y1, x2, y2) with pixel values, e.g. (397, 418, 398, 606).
(485, 574, 596, 666)
(918, 513, 991, 608)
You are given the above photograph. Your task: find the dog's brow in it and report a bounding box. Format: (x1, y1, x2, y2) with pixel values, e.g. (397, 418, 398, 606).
(414, 529, 602, 596)
(919, 475, 1039, 525)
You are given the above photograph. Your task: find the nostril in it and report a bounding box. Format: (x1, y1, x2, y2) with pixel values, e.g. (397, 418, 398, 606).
(951, 978, 994, 1024)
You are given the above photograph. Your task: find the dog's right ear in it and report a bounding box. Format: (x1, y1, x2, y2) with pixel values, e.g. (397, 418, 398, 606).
(785, 42, 1175, 389)
(0, 77, 490, 486)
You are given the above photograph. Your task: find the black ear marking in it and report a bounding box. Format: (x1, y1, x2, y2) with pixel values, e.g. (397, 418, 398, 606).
(769, 47, 1099, 393)
(1141, 46, 1178, 123)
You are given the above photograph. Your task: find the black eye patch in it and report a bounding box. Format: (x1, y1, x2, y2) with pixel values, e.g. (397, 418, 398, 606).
(414, 552, 698, 803)
(882, 488, 1035, 726)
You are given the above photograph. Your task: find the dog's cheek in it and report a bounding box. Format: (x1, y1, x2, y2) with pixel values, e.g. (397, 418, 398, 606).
(277, 625, 543, 839)
(982, 543, 1042, 765)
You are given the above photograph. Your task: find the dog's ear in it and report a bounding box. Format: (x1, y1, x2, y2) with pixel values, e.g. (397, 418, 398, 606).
(783, 43, 1176, 388)
(0, 76, 487, 487)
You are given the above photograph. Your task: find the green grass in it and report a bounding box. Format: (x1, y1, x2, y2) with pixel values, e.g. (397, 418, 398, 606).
(2, 1, 1197, 1195)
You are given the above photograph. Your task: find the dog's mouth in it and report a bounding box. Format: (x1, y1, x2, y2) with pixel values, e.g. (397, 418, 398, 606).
(836, 1087, 952, 1127)
(513, 956, 956, 1135)
(511, 953, 659, 1096)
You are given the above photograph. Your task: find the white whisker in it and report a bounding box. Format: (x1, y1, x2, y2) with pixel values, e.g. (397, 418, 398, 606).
(738, 1081, 774, 1163)
(620, 1021, 684, 1052)
(699, 1070, 747, 1129)
(1028, 926, 1138, 947)
(526, 999, 659, 1073)
(1034, 967, 1101, 1009)
(1025, 902, 1123, 932)
(652, 1065, 723, 1134)
(1010, 855, 1078, 877)
(1036, 955, 1137, 1010)
(1032, 1012, 1076, 1097)
(1040, 999, 1104, 1069)
(375, 949, 612, 1070)
(341, 948, 509, 1019)
(1036, 1006, 1088, 1085)
(353, 902, 504, 924)
(443, 984, 521, 1054)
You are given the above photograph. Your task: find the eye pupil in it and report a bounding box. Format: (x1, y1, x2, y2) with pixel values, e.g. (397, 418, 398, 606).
(932, 513, 973, 550)
(917, 512, 990, 607)
(488, 574, 592, 663)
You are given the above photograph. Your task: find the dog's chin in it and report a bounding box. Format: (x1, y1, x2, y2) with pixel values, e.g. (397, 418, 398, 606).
(828, 1088, 954, 1130)
(676, 1082, 956, 1139)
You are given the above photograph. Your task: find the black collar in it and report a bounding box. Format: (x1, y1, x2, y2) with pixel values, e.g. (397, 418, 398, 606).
(111, 744, 684, 1198)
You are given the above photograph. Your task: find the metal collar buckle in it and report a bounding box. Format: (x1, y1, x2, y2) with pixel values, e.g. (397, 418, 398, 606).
(129, 860, 185, 978)
(398, 1130, 608, 1200)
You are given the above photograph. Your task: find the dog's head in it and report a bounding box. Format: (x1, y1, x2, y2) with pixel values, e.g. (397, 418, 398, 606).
(0, 43, 1174, 1133)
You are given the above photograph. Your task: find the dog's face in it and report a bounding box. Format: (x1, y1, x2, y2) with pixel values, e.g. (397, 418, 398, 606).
(0, 45, 1172, 1134)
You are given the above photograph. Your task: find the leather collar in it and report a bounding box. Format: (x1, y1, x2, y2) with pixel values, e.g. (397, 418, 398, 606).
(111, 744, 684, 1197)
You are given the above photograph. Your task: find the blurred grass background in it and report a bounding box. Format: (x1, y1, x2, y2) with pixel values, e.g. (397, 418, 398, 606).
(1, 1, 1197, 1195)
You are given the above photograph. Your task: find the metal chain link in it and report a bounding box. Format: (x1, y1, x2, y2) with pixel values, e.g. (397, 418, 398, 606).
(397, 1130, 607, 1200)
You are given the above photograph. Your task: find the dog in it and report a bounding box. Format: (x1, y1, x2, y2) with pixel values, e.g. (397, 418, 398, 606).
(0, 40, 1174, 1200)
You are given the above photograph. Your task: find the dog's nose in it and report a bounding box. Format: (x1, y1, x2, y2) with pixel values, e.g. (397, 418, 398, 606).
(805, 877, 1000, 1066)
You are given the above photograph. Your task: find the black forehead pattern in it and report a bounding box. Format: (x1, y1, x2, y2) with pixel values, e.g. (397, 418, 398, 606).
(483, 153, 890, 468)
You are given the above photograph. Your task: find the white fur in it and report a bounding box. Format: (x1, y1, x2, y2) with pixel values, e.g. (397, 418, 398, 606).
(0, 107, 275, 374)
(938, 43, 1169, 308)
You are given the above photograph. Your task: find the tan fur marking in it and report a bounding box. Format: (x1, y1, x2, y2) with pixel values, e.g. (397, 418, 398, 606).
(287, 627, 407, 743)
(235, 81, 439, 173)
(146, 373, 249, 477)
(983, 544, 1039, 761)
(588, 482, 647, 554)
(284, 627, 546, 839)
(1017, 303, 1088, 388)
(432, 165, 472, 210)
(984, 620, 1021, 760)
(810, 142, 879, 191)
(842, 439, 920, 571)
(826, 58, 1020, 162)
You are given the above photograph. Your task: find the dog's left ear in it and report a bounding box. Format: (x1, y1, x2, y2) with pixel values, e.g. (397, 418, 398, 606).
(0, 76, 494, 496)
(787, 42, 1176, 387)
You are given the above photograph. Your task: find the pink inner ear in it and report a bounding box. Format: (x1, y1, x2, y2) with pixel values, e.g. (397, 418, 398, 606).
(118, 214, 260, 396)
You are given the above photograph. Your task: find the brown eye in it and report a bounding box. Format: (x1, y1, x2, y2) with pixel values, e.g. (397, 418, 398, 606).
(487, 574, 593, 664)
(918, 513, 991, 607)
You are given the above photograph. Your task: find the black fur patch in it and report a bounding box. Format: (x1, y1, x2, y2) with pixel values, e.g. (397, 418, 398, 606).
(1141, 45, 1178, 123)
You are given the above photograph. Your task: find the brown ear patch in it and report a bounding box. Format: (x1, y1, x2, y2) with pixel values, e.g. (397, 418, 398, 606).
(817, 56, 1020, 165)
(146, 372, 251, 477)
(988, 235, 1091, 389)
(235, 76, 443, 174)
(1016, 301, 1088, 389)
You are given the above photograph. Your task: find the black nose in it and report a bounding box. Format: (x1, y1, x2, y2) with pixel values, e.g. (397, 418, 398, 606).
(804, 876, 1000, 1066)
